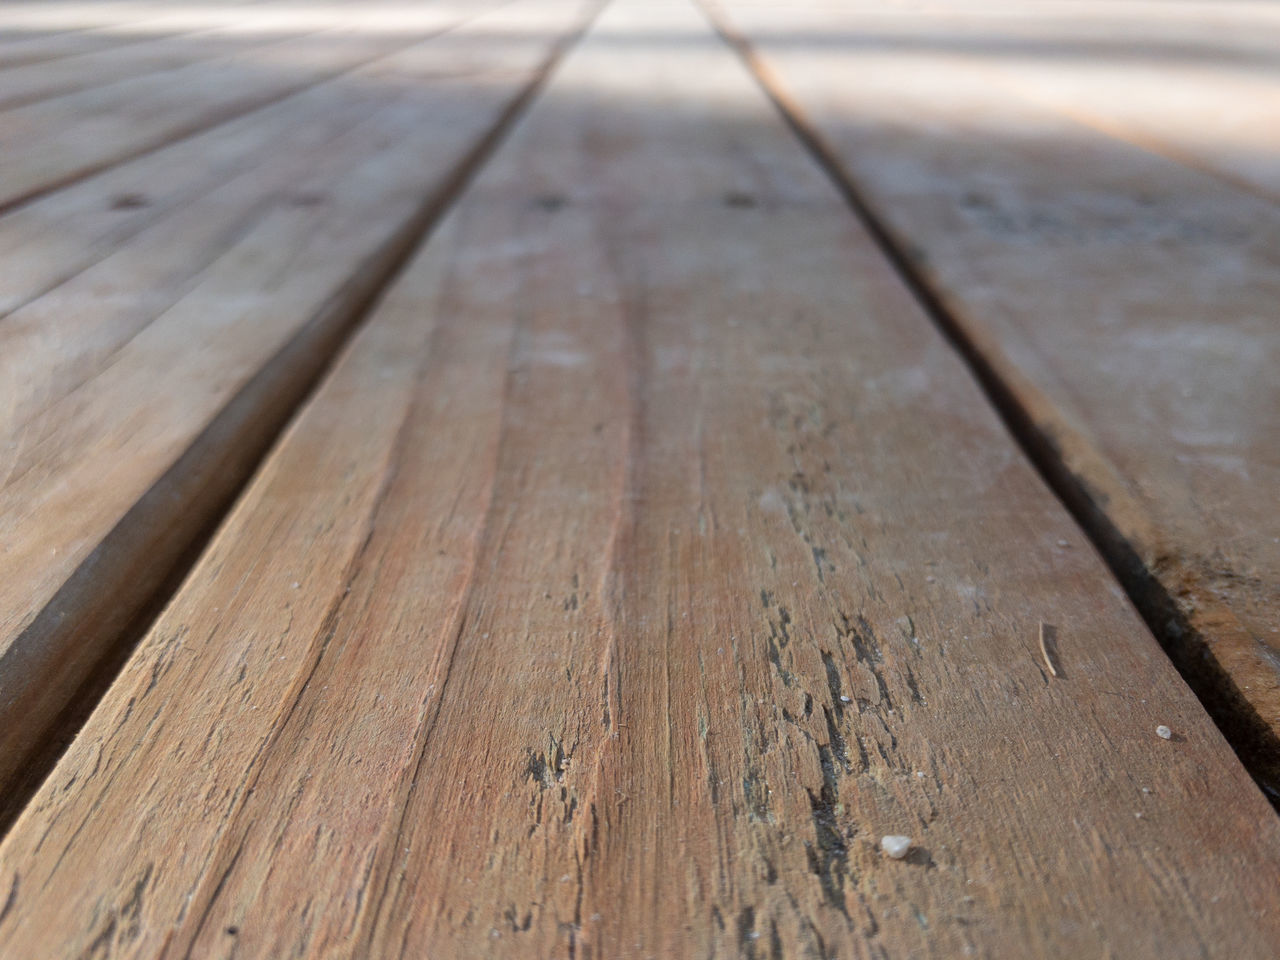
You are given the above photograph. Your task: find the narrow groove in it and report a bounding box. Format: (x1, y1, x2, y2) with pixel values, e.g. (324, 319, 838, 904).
(0, 10, 586, 835)
(699, 0, 1280, 801)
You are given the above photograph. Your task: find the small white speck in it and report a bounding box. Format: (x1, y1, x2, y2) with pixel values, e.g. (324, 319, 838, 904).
(1156, 725, 1173, 740)
(290, 582, 300, 589)
(1057, 539, 1070, 548)
(1141, 786, 1151, 794)
(916, 771, 926, 779)
(881, 835, 911, 859)
(840, 695, 851, 703)
(925, 575, 936, 583)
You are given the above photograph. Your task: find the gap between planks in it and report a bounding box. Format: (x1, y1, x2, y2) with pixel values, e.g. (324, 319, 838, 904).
(0, 0, 605, 832)
(3, 2, 1279, 956)
(698, 0, 1280, 803)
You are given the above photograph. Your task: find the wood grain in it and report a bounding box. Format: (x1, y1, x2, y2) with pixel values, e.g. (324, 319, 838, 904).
(711, 0, 1280, 793)
(2, 2, 1277, 957)
(0, 0, 592, 803)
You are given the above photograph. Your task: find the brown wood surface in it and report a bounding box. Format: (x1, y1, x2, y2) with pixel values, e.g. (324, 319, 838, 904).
(0, 5, 499, 318)
(2, 2, 1277, 957)
(0, 0, 591, 804)
(0, 4, 253, 72)
(840, 0, 1280, 204)
(711, 0, 1280, 793)
(0, 3, 474, 210)
(0, 2, 225, 54)
(0, 15, 327, 113)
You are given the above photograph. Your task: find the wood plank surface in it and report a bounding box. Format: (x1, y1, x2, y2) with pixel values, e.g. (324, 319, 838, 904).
(0, 2, 475, 210)
(0, 3, 499, 318)
(0, 0, 593, 804)
(828, 0, 1280, 204)
(711, 0, 1280, 793)
(0, 1, 263, 70)
(0, 13, 327, 112)
(3, 2, 1277, 957)
(0, 12, 503, 430)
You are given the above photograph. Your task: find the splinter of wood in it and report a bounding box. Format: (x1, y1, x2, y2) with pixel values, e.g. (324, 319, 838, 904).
(1039, 621, 1059, 678)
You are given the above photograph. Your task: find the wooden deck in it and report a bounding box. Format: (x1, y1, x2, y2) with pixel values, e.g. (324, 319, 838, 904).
(0, 1, 1277, 957)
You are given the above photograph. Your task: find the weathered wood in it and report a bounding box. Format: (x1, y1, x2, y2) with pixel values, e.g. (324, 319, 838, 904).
(0, 6, 495, 318)
(3, 2, 1277, 957)
(0, 17, 321, 112)
(0, 2, 205, 41)
(0, 0, 593, 804)
(0, 1, 265, 69)
(0, 5, 470, 210)
(0, 20, 505, 432)
(786, 0, 1280, 203)
(0, 21, 207, 72)
(712, 0, 1280, 793)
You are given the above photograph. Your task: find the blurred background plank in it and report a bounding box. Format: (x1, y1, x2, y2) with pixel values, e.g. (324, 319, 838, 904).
(0, 1, 488, 209)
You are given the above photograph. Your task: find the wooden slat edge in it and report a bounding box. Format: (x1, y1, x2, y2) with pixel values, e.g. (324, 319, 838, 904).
(0, 0, 601, 822)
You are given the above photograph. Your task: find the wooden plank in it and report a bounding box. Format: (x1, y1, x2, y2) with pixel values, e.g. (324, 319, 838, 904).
(0, 0, 594, 803)
(821, 0, 1280, 203)
(0, 22, 211, 72)
(0, 4, 498, 318)
(4, 1, 1278, 956)
(0, 18, 505, 429)
(711, 0, 1280, 794)
(0, 0, 262, 67)
(0, 3, 474, 210)
(0, 2, 208, 41)
(0, 16, 328, 112)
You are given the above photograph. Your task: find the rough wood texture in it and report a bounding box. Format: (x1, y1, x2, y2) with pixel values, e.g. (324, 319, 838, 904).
(3, 2, 1278, 957)
(0, 0, 590, 804)
(712, 0, 1280, 793)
